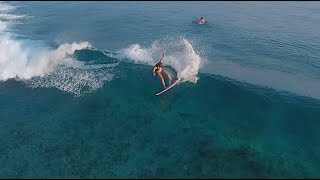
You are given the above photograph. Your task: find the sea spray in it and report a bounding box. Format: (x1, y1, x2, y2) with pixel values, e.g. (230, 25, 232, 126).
(117, 36, 206, 83)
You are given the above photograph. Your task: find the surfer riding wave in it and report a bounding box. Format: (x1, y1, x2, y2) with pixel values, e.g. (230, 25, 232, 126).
(152, 54, 175, 89)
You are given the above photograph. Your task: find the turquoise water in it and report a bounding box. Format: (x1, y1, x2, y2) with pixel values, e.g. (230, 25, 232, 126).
(1, 1, 320, 178)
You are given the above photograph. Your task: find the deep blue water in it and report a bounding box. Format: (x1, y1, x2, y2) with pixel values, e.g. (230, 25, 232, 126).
(0, 1, 320, 178)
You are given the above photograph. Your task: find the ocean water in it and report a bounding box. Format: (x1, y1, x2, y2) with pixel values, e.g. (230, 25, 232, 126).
(0, 1, 320, 178)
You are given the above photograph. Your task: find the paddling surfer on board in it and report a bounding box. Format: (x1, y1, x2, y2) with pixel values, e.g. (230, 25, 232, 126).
(198, 17, 206, 24)
(152, 54, 174, 89)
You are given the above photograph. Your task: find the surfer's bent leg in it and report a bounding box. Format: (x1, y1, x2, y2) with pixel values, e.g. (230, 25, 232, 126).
(157, 72, 166, 89)
(162, 70, 173, 83)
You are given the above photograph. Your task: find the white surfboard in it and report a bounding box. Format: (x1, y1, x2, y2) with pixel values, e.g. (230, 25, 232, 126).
(155, 78, 181, 96)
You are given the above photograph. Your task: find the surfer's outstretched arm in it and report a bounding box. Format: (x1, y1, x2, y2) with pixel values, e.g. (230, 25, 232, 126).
(160, 54, 164, 63)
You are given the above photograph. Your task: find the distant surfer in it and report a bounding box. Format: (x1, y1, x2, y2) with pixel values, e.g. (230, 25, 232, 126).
(198, 17, 206, 24)
(153, 54, 174, 89)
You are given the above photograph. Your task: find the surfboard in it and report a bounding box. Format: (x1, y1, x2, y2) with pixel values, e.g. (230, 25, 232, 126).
(155, 78, 181, 96)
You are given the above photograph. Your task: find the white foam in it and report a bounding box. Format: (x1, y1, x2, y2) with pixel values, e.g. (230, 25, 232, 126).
(0, 36, 117, 97)
(0, 2, 118, 97)
(0, 20, 7, 31)
(0, 3, 15, 12)
(25, 65, 115, 97)
(0, 35, 118, 96)
(118, 36, 206, 83)
(0, 37, 92, 81)
(0, 13, 27, 20)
